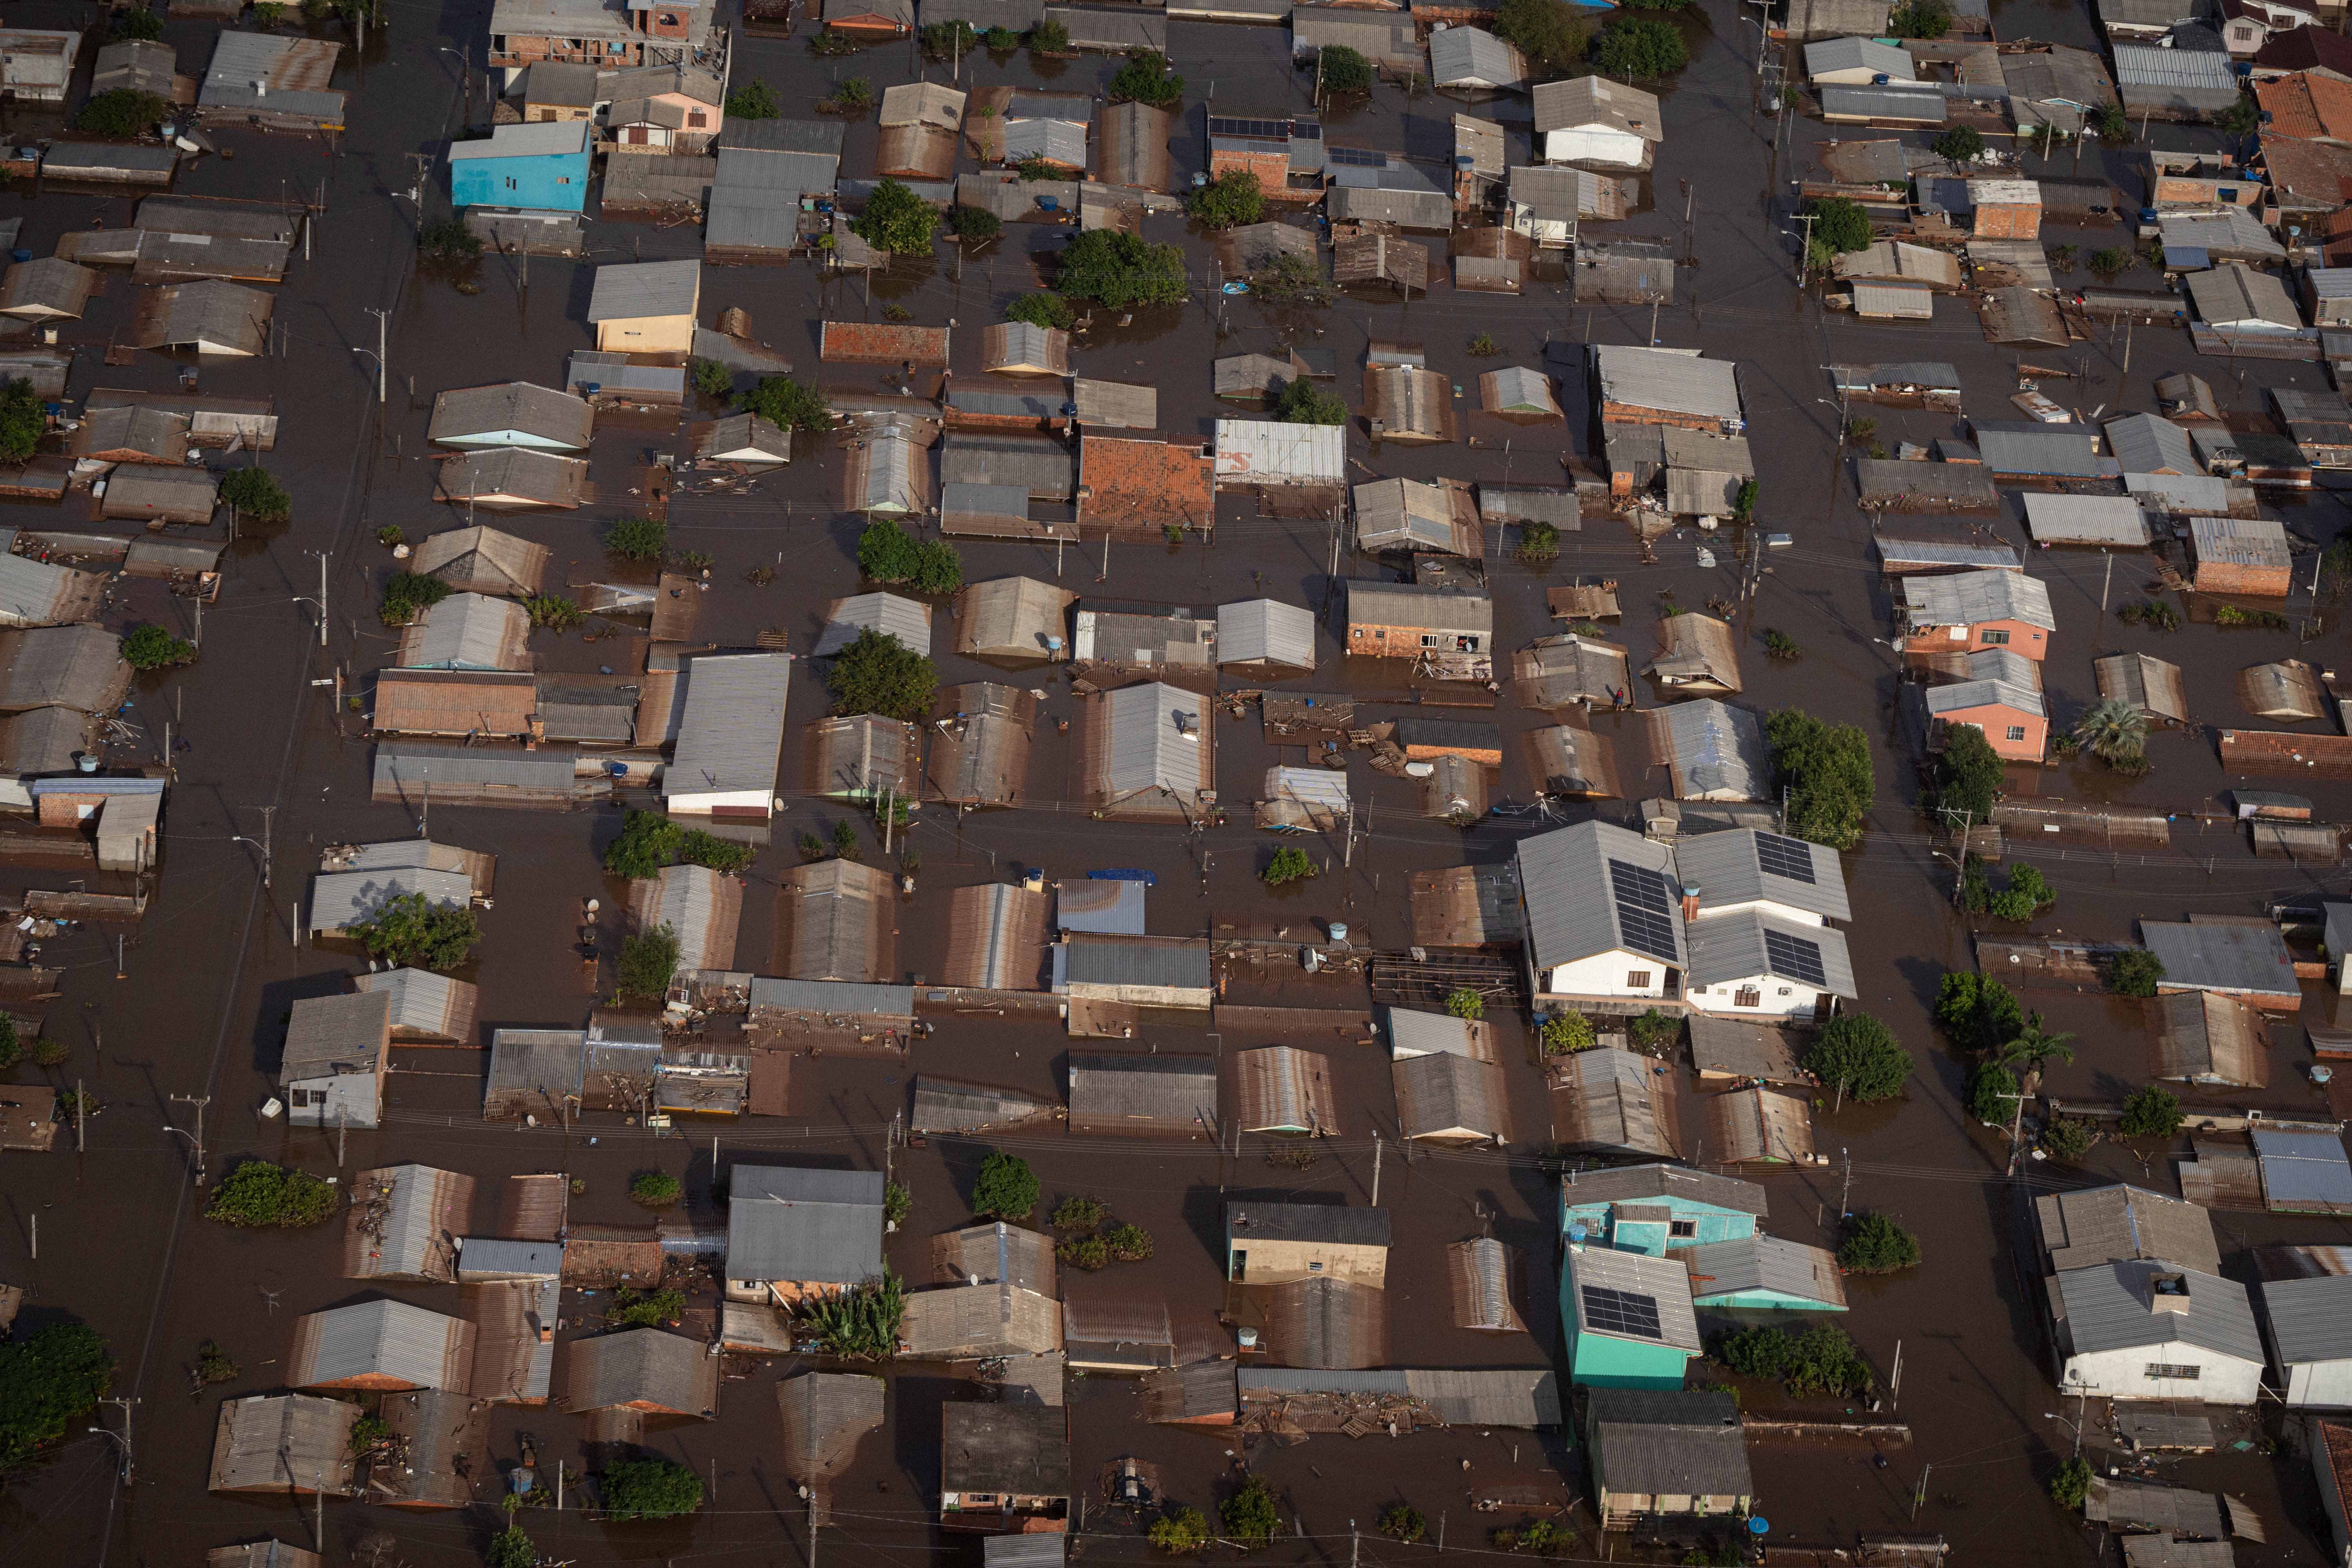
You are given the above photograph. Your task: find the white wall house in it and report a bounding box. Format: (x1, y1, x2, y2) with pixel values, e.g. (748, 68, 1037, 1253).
(2260, 1271, 2352, 1409)
(2054, 1261, 2266, 1405)
(1532, 76, 1659, 169)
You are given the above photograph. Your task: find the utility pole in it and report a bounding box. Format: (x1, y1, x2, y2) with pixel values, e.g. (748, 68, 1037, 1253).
(75, 1077, 85, 1152)
(1838, 1147, 1852, 1219)
(557, 1460, 564, 1510)
(302, 549, 330, 647)
(97, 1396, 138, 1484)
(171, 1093, 210, 1185)
(2100, 548, 2114, 617)
(364, 307, 390, 403)
(1912, 1463, 1930, 1521)
(1370, 1131, 1382, 1207)
(315, 1470, 325, 1550)
(1350, 1527, 1359, 1568)
(1889, 1339, 1903, 1412)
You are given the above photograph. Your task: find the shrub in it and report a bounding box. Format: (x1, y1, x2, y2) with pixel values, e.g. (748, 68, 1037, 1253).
(1928, 723, 2005, 824)
(1187, 170, 1263, 229)
(348, 891, 480, 970)
(602, 1457, 705, 1520)
(1932, 124, 1983, 161)
(1627, 1007, 1681, 1053)
(73, 88, 170, 136)
(604, 516, 668, 561)
(2042, 1118, 2094, 1161)
(2049, 1457, 2093, 1510)
(973, 1150, 1040, 1219)
(1261, 846, 1318, 886)
(487, 1525, 535, 1568)
(949, 206, 1002, 241)
(983, 25, 1021, 47)
(1054, 229, 1187, 309)
(628, 1170, 682, 1209)
(2120, 1084, 2185, 1140)
(419, 218, 481, 261)
(800, 1272, 907, 1358)
(1494, 0, 1591, 71)
(378, 570, 450, 627)
(1058, 1234, 1111, 1270)
(1933, 971, 2025, 1053)
(826, 626, 939, 721)
(2110, 947, 2164, 998)
(1838, 1212, 1921, 1274)
(1766, 710, 1874, 851)
(1105, 1223, 1152, 1261)
(851, 177, 938, 254)
(1274, 378, 1347, 426)
(1764, 629, 1801, 661)
(1318, 43, 1374, 94)
(834, 76, 875, 112)
(920, 20, 974, 58)
(690, 358, 734, 399)
(0, 379, 45, 463)
(1221, 1474, 1281, 1544)
(526, 595, 583, 631)
(1108, 47, 1184, 107)
(114, 7, 165, 39)
(1518, 520, 1561, 568)
(1444, 987, 1485, 1021)
(830, 818, 863, 861)
(617, 925, 680, 1001)
(195, 1340, 239, 1385)
(1541, 1013, 1595, 1055)
(123, 624, 196, 671)
(1149, 1508, 1209, 1553)
(725, 78, 780, 118)
(740, 375, 832, 435)
(1804, 1014, 1912, 1104)
(205, 1160, 339, 1228)
(1804, 196, 1873, 255)
(350, 1414, 392, 1455)
(1891, 0, 1952, 33)
(1380, 1504, 1426, 1543)
(1712, 1322, 1874, 1396)
(30, 1035, 65, 1068)
(1468, 332, 1499, 357)
(1052, 1195, 1105, 1232)
(0, 1016, 16, 1072)
(218, 466, 292, 524)
(2089, 247, 2131, 278)
(883, 1181, 911, 1229)
(996, 295, 1074, 337)
(2091, 101, 2130, 141)
(610, 1286, 686, 1327)
(1028, 16, 1071, 51)
(2218, 93, 2259, 137)
(1967, 1060, 2019, 1126)
(1732, 478, 1759, 521)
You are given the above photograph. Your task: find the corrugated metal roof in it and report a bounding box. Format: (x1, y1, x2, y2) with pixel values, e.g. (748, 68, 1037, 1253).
(778, 1370, 887, 1485)
(2142, 918, 2298, 998)
(1851, 281, 1935, 319)
(1515, 818, 1677, 972)
(399, 592, 529, 672)
(749, 977, 915, 1020)
(942, 882, 1050, 991)
(201, 32, 345, 122)
(347, 1163, 474, 1282)
(2022, 492, 2151, 547)
(2252, 1129, 2352, 1211)
(1902, 568, 2057, 629)
(1673, 828, 1850, 921)
(1347, 580, 1492, 634)
(1395, 1049, 1506, 1140)
(1567, 1243, 1701, 1351)
(1067, 1050, 1216, 1129)
(670, 650, 790, 802)
(1588, 1390, 1749, 1499)
(1095, 681, 1210, 802)
(1819, 84, 1947, 122)
(2259, 1272, 2352, 1365)
(815, 592, 932, 658)
(1213, 419, 1345, 483)
(1552, 1047, 1681, 1157)
(727, 1166, 886, 1283)
(1217, 598, 1316, 668)
(1805, 35, 1915, 78)
(2056, 1260, 2263, 1362)
(1682, 1234, 1846, 1306)
(452, 120, 589, 161)
(565, 1325, 717, 1415)
(1430, 26, 1524, 87)
(1592, 346, 1741, 422)
(2114, 41, 2238, 90)
(289, 1299, 473, 1390)
(1648, 699, 1767, 800)
(587, 258, 700, 321)
(2106, 412, 2199, 476)
(2189, 261, 2301, 329)
(775, 859, 895, 983)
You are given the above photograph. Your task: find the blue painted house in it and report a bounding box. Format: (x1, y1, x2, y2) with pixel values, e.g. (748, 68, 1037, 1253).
(450, 121, 591, 214)
(1563, 1242, 1701, 1390)
(1682, 1236, 1848, 1312)
(1561, 1163, 1768, 1256)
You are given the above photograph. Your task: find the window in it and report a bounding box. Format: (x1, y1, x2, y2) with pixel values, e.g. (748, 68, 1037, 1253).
(1308, 1261, 1324, 1272)
(1979, 628, 2011, 645)
(688, 109, 706, 127)
(1420, 634, 1438, 647)
(2145, 1363, 2201, 1381)
(1734, 986, 1761, 1007)
(2005, 726, 2026, 742)
(1946, 625, 1967, 642)
(1668, 1220, 1696, 1238)
(1626, 970, 1652, 989)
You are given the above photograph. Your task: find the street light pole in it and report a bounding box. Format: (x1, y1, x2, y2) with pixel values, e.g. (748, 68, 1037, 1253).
(365, 307, 390, 403)
(169, 1093, 209, 1185)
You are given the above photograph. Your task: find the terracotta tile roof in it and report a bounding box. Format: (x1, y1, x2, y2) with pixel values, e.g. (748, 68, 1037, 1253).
(2322, 1420, 2352, 1519)
(1080, 436, 1214, 530)
(2258, 71, 2352, 140)
(820, 320, 950, 366)
(2260, 131, 2352, 207)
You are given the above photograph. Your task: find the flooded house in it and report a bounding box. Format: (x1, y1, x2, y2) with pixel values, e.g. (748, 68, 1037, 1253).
(724, 1167, 886, 1306)
(1561, 1164, 1766, 1251)
(279, 990, 393, 1131)
(1561, 1242, 1701, 1389)
(208, 1395, 359, 1497)
(1586, 1390, 1752, 1528)
(1225, 1201, 1390, 1286)
(939, 1403, 1070, 1532)
(286, 1300, 476, 1394)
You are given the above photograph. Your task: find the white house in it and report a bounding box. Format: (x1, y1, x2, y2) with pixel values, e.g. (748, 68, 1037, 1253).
(1531, 75, 1660, 169)
(1803, 36, 1916, 85)
(2052, 1259, 2266, 1404)
(2258, 1249, 2352, 1408)
(665, 651, 791, 820)
(1516, 819, 1685, 1010)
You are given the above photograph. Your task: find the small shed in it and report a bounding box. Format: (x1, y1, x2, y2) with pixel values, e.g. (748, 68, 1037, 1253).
(1647, 614, 1741, 695)
(1230, 1045, 1339, 1135)
(1217, 599, 1316, 671)
(983, 321, 1072, 377)
(956, 577, 1073, 662)
(696, 413, 791, 466)
(1395, 1050, 1509, 1143)
(2239, 659, 2328, 722)
(1481, 366, 1562, 420)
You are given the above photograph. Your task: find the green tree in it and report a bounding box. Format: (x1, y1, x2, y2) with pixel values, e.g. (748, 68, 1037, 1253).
(73, 88, 170, 136)
(2049, 1457, 2093, 1510)
(526, 594, 583, 631)
(1805, 196, 1873, 254)
(1711, 1323, 1873, 1396)
(2089, 246, 2131, 278)
(348, 892, 481, 971)
(1444, 987, 1485, 1021)
(1379, 1505, 1426, 1544)
(920, 20, 975, 58)
(1054, 229, 1188, 309)
(1889, 0, 1951, 36)
(617, 924, 680, 1001)
(983, 25, 1021, 47)
(1838, 1212, 1920, 1274)
(487, 1524, 535, 1568)
(604, 516, 667, 561)
(419, 218, 483, 261)
(2042, 1118, 2094, 1161)
(204, 1160, 340, 1227)
(379, 570, 451, 627)
(1274, 376, 1347, 426)
(1150, 1508, 1210, 1552)
(973, 1150, 1040, 1219)
(0, 1015, 18, 1072)
(0, 1322, 114, 1472)
(1988, 864, 2055, 924)
(1318, 44, 1374, 94)
(740, 375, 832, 435)
(1105, 1223, 1152, 1260)
(610, 1286, 686, 1327)
(628, 1170, 683, 1208)
(1006, 292, 1076, 331)
(1929, 723, 2005, 824)
(826, 626, 939, 721)
(726, 77, 779, 118)
(1541, 1013, 1595, 1055)
(1108, 47, 1184, 107)
(2110, 947, 2164, 998)
(219, 466, 291, 524)
(1261, 846, 1318, 886)
(2091, 100, 2130, 142)
(2073, 698, 2149, 771)
(830, 818, 863, 861)
(122, 624, 196, 670)
(1765, 709, 1875, 850)
(2217, 93, 2259, 137)
(114, 6, 164, 39)
(856, 518, 923, 583)
(195, 1339, 239, 1385)
(1804, 1014, 1911, 1105)
(1059, 1234, 1111, 1270)
(1221, 1474, 1281, 1544)
(2120, 1084, 2185, 1139)
(602, 1457, 706, 1519)
(884, 1181, 911, 1228)
(949, 205, 1003, 241)
(1493, 0, 1592, 72)
(1187, 170, 1263, 229)
(691, 358, 734, 398)
(1053, 1194, 1104, 1231)
(853, 178, 940, 255)
(1595, 15, 1687, 78)
(606, 810, 682, 878)
(1028, 16, 1071, 51)
(1933, 125, 1984, 162)
(0, 379, 45, 462)
(800, 1273, 907, 1357)
(1967, 1060, 2019, 1125)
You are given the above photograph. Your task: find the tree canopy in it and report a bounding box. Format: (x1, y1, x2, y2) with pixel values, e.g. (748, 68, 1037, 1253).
(347, 892, 482, 971)
(1838, 1212, 1921, 1274)
(0, 379, 44, 463)
(1929, 723, 2005, 824)
(1492, 0, 1592, 72)
(972, 1150, 1040, 1219)
(602, 1457, 705, 1519)
(1317, 44, 1374, 94)
(1274, 377, 1347, 426)
(1006, 292, 1076, 331)
(1765, 709, 1875, 850)
(1187, 170, 1264, 230)
(1054, 229, 1188, 309)
(204, 1160, 340, 1228)
(826, 626, 939, 721)
(740, 376, 832, 435)
(73, 88, 169, 136)
(603, 809, 756, 878)
(219, 466, 292, 523)
(616, 924, 680, 1001)
(1595, 14, 1686, 78)
(1803, 1014, 1911, 1104)
(1805, 196, 1873, 254)
(851, 178, 940, 255)
(1108, 47, 1184, 107)
(726, 78, 779, 118)
(856, 519, 962, 594)
(0, 1322, 113, 1474)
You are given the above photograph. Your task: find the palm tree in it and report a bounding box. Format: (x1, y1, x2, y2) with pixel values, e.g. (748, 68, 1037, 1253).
(2072, 698, 2148, 768)
(1998, 1013, 2077, 1096)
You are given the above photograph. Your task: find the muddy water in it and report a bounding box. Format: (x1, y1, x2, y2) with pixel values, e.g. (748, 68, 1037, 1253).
(0, 0, 2346, 1565)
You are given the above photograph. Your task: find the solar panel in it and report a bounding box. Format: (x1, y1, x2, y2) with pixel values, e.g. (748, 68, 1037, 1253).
(1291, 121, 1322, 140)
(1327, 145, 1387, 168)
(1762, 928, 1829, 988)
(1209, 116, 1290, 139)
(1753, 831, 1819, 886)
(1607, 858, 1681, 965)
(1579, 1285, 1662, 1341)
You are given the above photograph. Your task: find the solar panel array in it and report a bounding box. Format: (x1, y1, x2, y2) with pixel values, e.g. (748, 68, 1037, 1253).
(1327, 145, 1387, 168)
(1753, 831, 1819, 886)
(1209, 115, 1310, 139)
(1607, 858, 1681, 964)
(1580, 1285, 1663, 1341)
(1762, 928, 1829, 987)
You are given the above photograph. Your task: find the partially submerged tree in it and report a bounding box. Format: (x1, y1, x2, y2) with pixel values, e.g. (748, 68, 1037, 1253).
(825, 625, 939, 721)
(851, 178, 940, 255)
(347, 892, 481, 971)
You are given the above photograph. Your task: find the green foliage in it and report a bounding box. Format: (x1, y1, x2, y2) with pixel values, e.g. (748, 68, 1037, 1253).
(30, 1035, 65, 1069)
(1053, 1194, 1105, 1231)
(526, 594, 583, 632)
(831, 818, 863, 861)
(206, 1160, 340, 1228)
(1249, 250, 1328, 306)
(809, 24, 859, 53)
(1890, 0, 1951, 36)
(983, 25, 1021, 47)
(2050, 243, 2079, 274)
(1929, 723, 2005, 824)
(73, 88, 170, 136)
(1054, 229, 1188, 309)
(1766, 709, 1875, 850)
(1149, 1508, 1210, 1553)
(2217, 92, 2259, 137)
(1468, 332, 1499, 356)
(2110, 947, 2164, 998)
(2073, 698, 2148, 769)
(605, 809, 755, 878)
(855, 519, 961, 592)
(610, 1287, 685, 1328)
(851, 178, 938, 255)
(1105, 1223, 1152, 1261)
(2120, 599, 2183, 634)
(884, 1181, 911, 1228)
(726, 77, 779, 117)
(800, 1272, 907, 1359)
(378, 570, 450, 628)
(2091, 101, 2130, 141)
(1058, 1234, 1110, 1270)
(602, 1456, 706, 1519)
(1804, 1014, 1912, 1104)
(1967, 1060, 2019, 1125)
(254, 2, 286, 21)
(1518, 520, 1561, 568)
(420, 218, 483, 261)
(1764, 628, 1801, 661)
(0, 379, 46, 463)
(949, 205, 1003, 241)
(1028, 16, 1070, 51)
(604, 516, 668, 561)
(826, 625, 939, 722)
(2049, 1457, 2093, 1510)
(1108, 47, 1184, 107)
(691, 358, 734, 398)
(1187, 170, 1264, 230)
(219, 466, 292, 523)
(195, 1339, 239, 1385)
(1932, 127, 1982, 162)
(628, 1170, 682, 1209)
(1731, 477, 1759, 521)
(2089, 247, 2131, 278)
(1318, 44, 1375, 94)
(1988, 864, 2055, 924)
(1596, 14, 1686, 76)
(1012, 156, 1062, 182)
(1838, 1212, 1921, 1274)
(1805, 196, 1873, 254)
(0, 1015, 17, 1071)
(1007, 292, 1076, 331)
(1274, 376, 1348, 426)
(740, 375, 831, 436)
(487, 1524, 536, 1568)
(973, 1149, 1040, 1219)
(1934, 971, 2025, 1053)
(122, 623, 196, 671)
(2121, 1084, 2185, 1140)
(114, 7, 165, 40)
(1627, 1007, 1681, 1052)
(920, 20, 975, 58)
(2214, 603, 2290, 628)
(1221, 1474, 1281, 1544)
(1379, 1504, 1426, 1543)
(348, 891, 481, 971)
(2041, 1118, 2095, 1161)
(1261, 846, 1318, 886)
(616, 924, 680, 1001)
(1712, 1322, 1875, 1397)
(350, 1414, 392, 1455)
(1541, 1012, 1595, 1056)
(1444, 987, 1485, 1021)
(1492, 0, 1592, 72)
